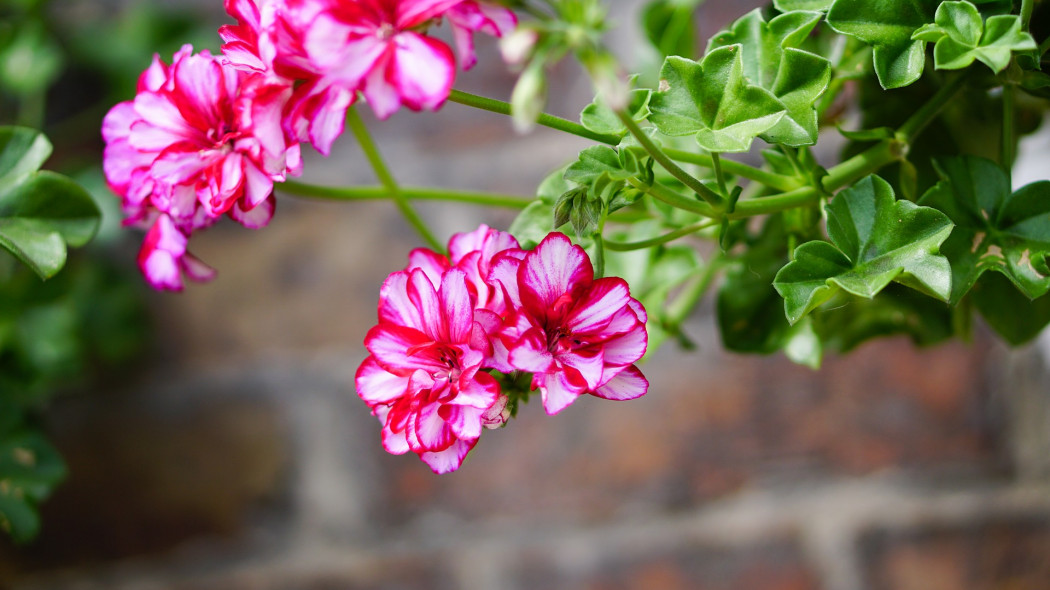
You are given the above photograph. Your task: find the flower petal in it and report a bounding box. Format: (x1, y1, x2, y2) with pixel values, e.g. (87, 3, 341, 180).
(356, 355, 409, 405)
(419, 437, 475, 474)
(592, 364, 648, 401)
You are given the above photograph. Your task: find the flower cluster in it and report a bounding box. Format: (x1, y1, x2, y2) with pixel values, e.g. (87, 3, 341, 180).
(103, 0, 515, 290)
(356, 226, 649, 473)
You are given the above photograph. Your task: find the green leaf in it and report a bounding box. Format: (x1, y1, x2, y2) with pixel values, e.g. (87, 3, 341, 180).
(718, 216, 823, 367)
(0, 21, 64, 97)
(648, 46, 786, 152)
(971, 272, 1050, 345)
(774, 175, 954, 323)
(0, 429, 66, 543)
(919, 156, 1050, 304)
(0, 172, 101, 279)
(708, 10, 831, 146)
(0, 128, 101, 279)
(564, 146, 635, 185)
(510, 200, 557, 250)
(579, 87, 652, 137)
(826, 0, 938, 89)
(774, 0, 833, 11)
(912, 2, 1037, 73)
(0, 127, 52, 190)
(814, 283, 955, 351)
(642, 0, 704, 58)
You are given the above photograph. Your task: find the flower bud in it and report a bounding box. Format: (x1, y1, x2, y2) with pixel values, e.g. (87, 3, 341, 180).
(511, 62, 546, 133)
(500, 28, 538, 66)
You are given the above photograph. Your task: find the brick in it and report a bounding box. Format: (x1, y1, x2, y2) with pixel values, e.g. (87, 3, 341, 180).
(508, 534, 821, 590)
(0, 388, 288, 575)
(371, 334, 1001, 524)
(860, 517, 1050, 590)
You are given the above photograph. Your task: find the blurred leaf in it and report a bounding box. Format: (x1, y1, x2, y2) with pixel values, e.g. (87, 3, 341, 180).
(0, 429, 66, 544)
(642, 0, 703, 58)
(815, 283, 954, 351)
(920, 156, 1050, 303)
(0, 21, 63, 97)
(579, 87, 652, 137)
(972, 272, 1050, 344)
(775, 175, 953, 323)
(774, 0, 832, 10)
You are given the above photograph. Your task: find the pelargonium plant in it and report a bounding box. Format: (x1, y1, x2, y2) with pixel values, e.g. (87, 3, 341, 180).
(102, 0, 1050, 473)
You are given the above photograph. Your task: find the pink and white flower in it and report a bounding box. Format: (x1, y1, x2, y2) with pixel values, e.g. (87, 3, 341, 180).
(219, 0, 517, 153)
(102, 44, 300, 289)
(491, 233, 649, 415)
(357, 268, 503, 473)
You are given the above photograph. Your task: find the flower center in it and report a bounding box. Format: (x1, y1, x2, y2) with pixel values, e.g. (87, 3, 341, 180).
(376, 23, 397, 40)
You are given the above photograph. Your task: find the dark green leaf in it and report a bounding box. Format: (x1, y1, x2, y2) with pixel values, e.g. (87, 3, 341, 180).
(775, 175, 953, 323)
(814, 283, 954, 351)
(919, 156, 1050, 303)
(971, 272, 1050, 345)
(0, 127, 52, 191)
(648, 46, 786, 152)
(0, 430, 66, 543)
(826, 0, 938, 89)
(914, 1, 1036, 73)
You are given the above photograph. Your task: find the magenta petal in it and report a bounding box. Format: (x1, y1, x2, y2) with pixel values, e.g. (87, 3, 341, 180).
(507, 327, 554, 373)
(559, 346, 605, 390)
(440, 269, 474, 344)
(592, 364, 648, 401)
(389, 33, 455, 112)
(539, 371, 583, 415)
(443, 404, 484, 440)
(566, 278, 631, 335)
(229, 194, 275, 229)
(407, 268, 446, 341)
(397, 0, 466, 27)
(600, 322, 648, 366)
(419, 437, 475, 474)
(181, 251, 218, 282)
(406, 248, 449, 287)
(356, 356, 410, 405)
(365, 324, 443, 373)
(520, 233, 592, 310)
(413, 400, 456, 451)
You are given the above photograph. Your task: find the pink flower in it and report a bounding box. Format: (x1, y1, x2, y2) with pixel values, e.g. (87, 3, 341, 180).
(102, 45, 300, 289)
(220, 0, 516, 152)
(137, 214, 217, 291)
(446, 0, 517, 70)
(407, 224, 521, 314)
(356, 268, 503, 473)
(491, 233, 649, 415)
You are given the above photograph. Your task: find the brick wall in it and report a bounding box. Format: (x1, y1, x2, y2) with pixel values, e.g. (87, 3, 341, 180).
(3, 1, 1050, 589)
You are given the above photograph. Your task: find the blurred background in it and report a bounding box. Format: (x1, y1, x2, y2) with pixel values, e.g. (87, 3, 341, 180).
(1, 0, 1049, 588)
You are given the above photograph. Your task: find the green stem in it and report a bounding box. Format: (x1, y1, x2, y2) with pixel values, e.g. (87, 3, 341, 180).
(628, 178, 715, 216)
(710, 152, 729, 198)
(618, 113, 725, 209)
(278, 181, 534, 209)
(604, 219, 719, 251)
(1002, 84, 1016, 177)
(664, 149, 799, 192)
(447, 89, 621, 145)
(1021, 0, 1034, 31)
(665, 251, 724, 328)
(346, 107, 442, 251)
(897, 72, 969, 144)
(630, 139, 902, 220)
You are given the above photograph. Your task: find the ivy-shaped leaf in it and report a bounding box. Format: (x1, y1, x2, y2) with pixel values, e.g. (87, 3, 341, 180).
(774, 175, 953, 324)
(826, 0, 939, 89)
(911, 1, 1036, 73)
(708, 10, 831, 146)
(918, 156, 1050, 304)
(0, 127, 101, 280)
(579, 87, 652, 138)
(648, 46, 786, 153)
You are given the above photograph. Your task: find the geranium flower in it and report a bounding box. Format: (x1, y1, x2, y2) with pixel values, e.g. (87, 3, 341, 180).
(357, 267, 505, 473)
(491, 233, 649, 415)
(137, 214, 217, 291)
(102, 45, 300, 289)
